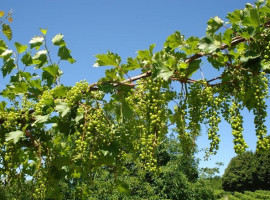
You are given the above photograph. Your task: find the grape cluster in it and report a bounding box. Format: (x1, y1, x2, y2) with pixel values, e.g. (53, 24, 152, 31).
(74, 106, 111, 163)
(229, 101, 248, 154)
(202, 86, 222, 155)
(34, 90, 54, 115)
(33, 169, 47, 199)
(133, 78, 168, 171)
(65, 81, 89, 106)
(252, 73, 270, 151)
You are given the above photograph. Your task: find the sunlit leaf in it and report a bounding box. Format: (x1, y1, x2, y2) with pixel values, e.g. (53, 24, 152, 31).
(2, 24, 12, 40)
(32, 114, 50, 126)
(52, 33, 65, 46)
(198, 35, 222, 53)
(5, 130, 24, 144)
(164, 31, 185, 49)
(29, 36, 44, 50)
(94, 51, 121, 67)
(15, 42, 27, 54)
(55, 102, 70, 117)
(40, 28, 47, 35)
(207, 16, 224, 34)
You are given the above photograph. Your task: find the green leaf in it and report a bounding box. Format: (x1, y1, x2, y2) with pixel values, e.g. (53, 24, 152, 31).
(0, 39, 7, 53)
(19, 71, 32, 82)
(55, 102, 70, 117)
(1, 58, 15, 77)
(40, 28, 47, 35)
(115, 180, 130, 195)
(153, 59, 174, 81)
(164, 31, 184, 49)
(206, 16, 224, 34)
(58, 46, 75, 63)
(227, 9, 242, 24)
(29, 36, 44, 50)
(52, 34, 65, 46)
(222, 29, 233, 47)
(124, 57, 141, 71)
(15, 42, 28, 54)
(2, 24, 12, 40)
(43, 64, 59, 78)
(187, 59, 201, 77)
(21, 53, 33, 66)
(137, 49, 151, 61)
(198, 35, 221, 53)
(5, 130, 24, 144)
(32, 114, 50, 126)
(94, 51, 121, 67)
(0, 49, 13, 61)
(0, 101, 7, 111)
(12, 82, 29, 94)
(30, 79, 43, 91)
(242, 8, 260, 28)
(75, 110, 84, 123)
(53, 85, 68, 97)
(33, 50, 48, 68)
(181, 36, 200, 55)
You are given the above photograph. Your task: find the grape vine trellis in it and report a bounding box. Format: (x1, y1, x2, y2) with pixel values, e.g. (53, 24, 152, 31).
(1, 1, 270, 198)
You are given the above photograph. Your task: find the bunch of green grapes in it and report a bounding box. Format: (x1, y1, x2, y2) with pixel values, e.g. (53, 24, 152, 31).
(34, 90, 54, 115)
(252, 72, 270, 151)
(201, 85, 222, 155)
(134, 78, 168, 171)
(1, 110, 21, 130)
(74, 105, 111, 163)
(33, 169, 47, 199)
(65, 80, 89, 106)
(229, 101, 248, 154)
(3, 141, 16, 180)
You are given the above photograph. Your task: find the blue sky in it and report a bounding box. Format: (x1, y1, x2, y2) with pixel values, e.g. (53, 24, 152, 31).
(1, 0, 263, 175)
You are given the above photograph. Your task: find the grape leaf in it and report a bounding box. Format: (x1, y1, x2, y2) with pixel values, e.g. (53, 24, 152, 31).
(207, 16, 224, 34)
(43, 64, 60, 78)
(2, 24, 12, 40)
(58, 46, 75, 63)
(55, 102, 70, 117)
(15, 42, 28, 54)
(1, 58, 15, 77)
(32, 114, 51, 126)
(153, 59, 174, 81)
(5, 130, 24, 144)
(40, 28, 47, 35)
(21, 53, 33, 66)
(94, 51, 121, 67)
(198, 35, 221, 53)
(164, 31, 184, 49)
(187, 59, 201, 77)
(242, 8, 260, 28)
(29, 36, 44, 50)
(52, 34, 65, 46)
(227, 9, 242, 24)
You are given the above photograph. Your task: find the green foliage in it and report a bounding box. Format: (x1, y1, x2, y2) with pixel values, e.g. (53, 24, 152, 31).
(222, 147, 270, 192)
(1, 1, 270, 198)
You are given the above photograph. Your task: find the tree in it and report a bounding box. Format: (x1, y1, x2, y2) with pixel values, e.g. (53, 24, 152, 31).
(222, 141, 270, 192)
(222, 151, 256, 192)
(0, 0, 270, 199)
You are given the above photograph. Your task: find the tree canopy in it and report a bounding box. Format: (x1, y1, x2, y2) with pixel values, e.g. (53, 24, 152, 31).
(0, 0, 270, 199)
